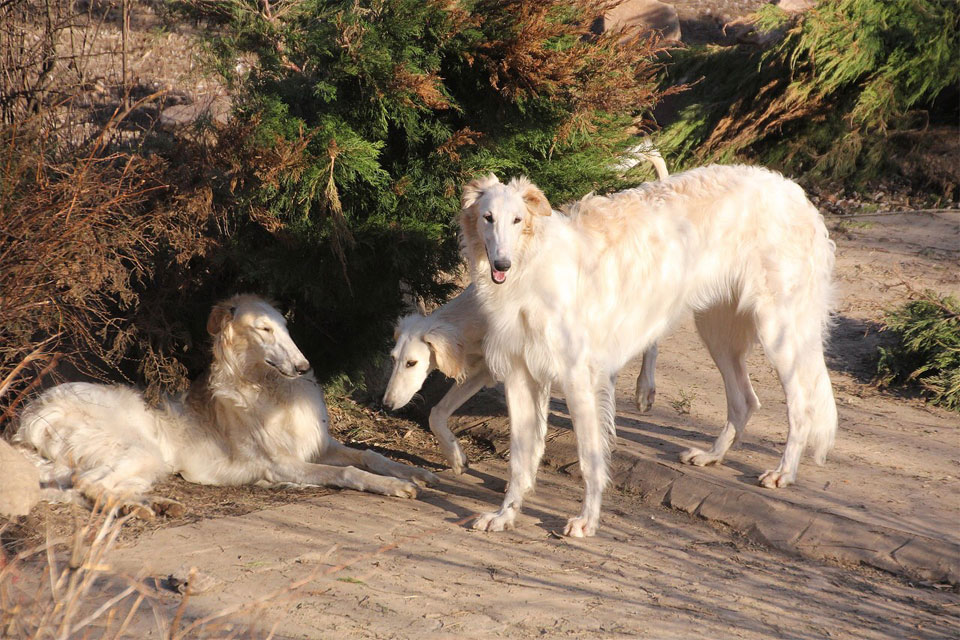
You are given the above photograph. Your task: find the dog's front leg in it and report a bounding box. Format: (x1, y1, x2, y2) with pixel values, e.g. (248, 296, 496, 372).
(268, 458, 419, 498)
(561, 365, 612, 537)
(428, 369, 494, 474)
(317, 441, 437, 487)
(473, 365, 548, 532)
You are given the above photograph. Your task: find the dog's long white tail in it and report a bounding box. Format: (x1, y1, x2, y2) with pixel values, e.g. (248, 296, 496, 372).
(809, 368, 838, 464)
(809, 207, 838, 464)
(615, 140, 670, 180)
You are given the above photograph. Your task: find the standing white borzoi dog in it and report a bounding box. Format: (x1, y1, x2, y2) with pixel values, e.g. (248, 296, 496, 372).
(381, 154, 672, 474)
(459, 165, 837, 537)
(15, 295, 436, 518)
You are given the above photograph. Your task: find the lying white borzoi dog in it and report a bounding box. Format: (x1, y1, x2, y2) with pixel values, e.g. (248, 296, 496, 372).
(459, 165, 837, 537)
(15, 295, 436, 517)
(381, 154, 671, 474)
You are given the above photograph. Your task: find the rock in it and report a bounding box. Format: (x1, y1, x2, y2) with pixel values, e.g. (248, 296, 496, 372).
(159, 94, 231, 128)
(166, 565, 222, 594)
(776, 0, 816, 13)
(0, 439, 41, 518)
(592, 0, 681, 43)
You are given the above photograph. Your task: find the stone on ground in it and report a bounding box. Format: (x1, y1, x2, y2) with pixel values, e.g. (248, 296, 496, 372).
(0, 439, 40, 518)
(592, 0, 681, 43)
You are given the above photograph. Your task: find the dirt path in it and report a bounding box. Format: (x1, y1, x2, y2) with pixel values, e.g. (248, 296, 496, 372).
(108, 458, 958, 639)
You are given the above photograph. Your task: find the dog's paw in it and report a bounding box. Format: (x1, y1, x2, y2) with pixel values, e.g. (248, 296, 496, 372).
(150, 497, 186, 518)
(472, 509, 516, 532)
(635, 387, 655, 414)
(563, 515, 597, 538)
(678, 447, 722, 467)
(758, 470, 794, 488)
(117, 500, 156, 521)
(388, 479, 419, 499)
(410, 468, 439, 488)
(440, 442, 469, 475)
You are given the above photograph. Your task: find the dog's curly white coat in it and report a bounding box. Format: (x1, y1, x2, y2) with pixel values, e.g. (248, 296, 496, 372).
(459, 165, 837, 537)
(15, 295, 436, 517)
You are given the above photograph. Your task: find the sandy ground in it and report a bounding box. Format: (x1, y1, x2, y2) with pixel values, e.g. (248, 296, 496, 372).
(103, 459, 958, 639)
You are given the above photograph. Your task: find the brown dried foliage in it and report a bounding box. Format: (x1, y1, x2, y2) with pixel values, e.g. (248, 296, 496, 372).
(388, 65, 452, 111)
(435, 126, 482, 163)
(0, 117, 222, 430)
(472, 0, 673, 142)
(0, 0, 245, 428)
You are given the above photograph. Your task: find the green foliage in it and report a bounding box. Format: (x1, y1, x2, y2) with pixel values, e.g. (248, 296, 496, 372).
(658, 0, 960, 186)
(877, 292, 960, 411)
(184, 0, 665, 381)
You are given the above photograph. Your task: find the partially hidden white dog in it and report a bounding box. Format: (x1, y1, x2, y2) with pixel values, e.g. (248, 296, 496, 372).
(15, 295, 436, 517)
(459, 165, 837, 537)
(382, 155, 671, 474)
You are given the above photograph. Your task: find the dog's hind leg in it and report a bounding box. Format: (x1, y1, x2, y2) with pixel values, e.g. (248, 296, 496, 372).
(634, 343, 659, 413)
(428, 370, 494, 474)
(73, 457, 182, 520)
(317, 441, 438, 488)
(754, 305, 837, 488)
(680, 302, 760, 467)
(473, 365, 549, 533)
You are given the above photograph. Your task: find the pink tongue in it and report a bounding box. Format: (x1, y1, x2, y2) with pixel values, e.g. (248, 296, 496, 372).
(492, 270, 507, 283)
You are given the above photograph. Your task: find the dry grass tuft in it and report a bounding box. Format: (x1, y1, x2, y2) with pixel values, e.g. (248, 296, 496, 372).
(0, 500, 315, 638)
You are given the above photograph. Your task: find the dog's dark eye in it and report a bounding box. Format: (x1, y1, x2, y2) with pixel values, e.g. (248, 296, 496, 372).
(483, 213, 493, 223)
(258, 326, 273, 333)
(405, 360, 417, 368)
(513, 216, 522, 224)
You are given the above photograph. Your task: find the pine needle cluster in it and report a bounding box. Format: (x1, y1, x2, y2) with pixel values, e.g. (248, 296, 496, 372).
(877, 292, 960, 411)
(658, 0, 959, 190)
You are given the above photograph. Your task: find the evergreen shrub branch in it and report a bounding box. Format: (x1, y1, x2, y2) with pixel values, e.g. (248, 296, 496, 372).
(877, 291, 960, 411)
(658, 0, 959, 190)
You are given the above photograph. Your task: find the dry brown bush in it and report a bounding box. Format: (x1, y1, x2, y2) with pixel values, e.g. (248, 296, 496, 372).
(0, 0, 226, 431)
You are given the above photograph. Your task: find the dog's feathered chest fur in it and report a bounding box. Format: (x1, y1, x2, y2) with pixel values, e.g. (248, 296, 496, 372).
(185, 369, 328, 464)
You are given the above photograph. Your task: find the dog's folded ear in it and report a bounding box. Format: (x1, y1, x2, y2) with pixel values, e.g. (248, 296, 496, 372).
(207, 302, 235, 336)
(511, 176, 551, 217)
(424, 323, 465, 382)
(461, 173, 500, 210)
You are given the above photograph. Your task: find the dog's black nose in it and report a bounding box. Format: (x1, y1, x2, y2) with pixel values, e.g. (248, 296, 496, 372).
(296, 361, 311, 374)
(493, 258, 511, 272)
